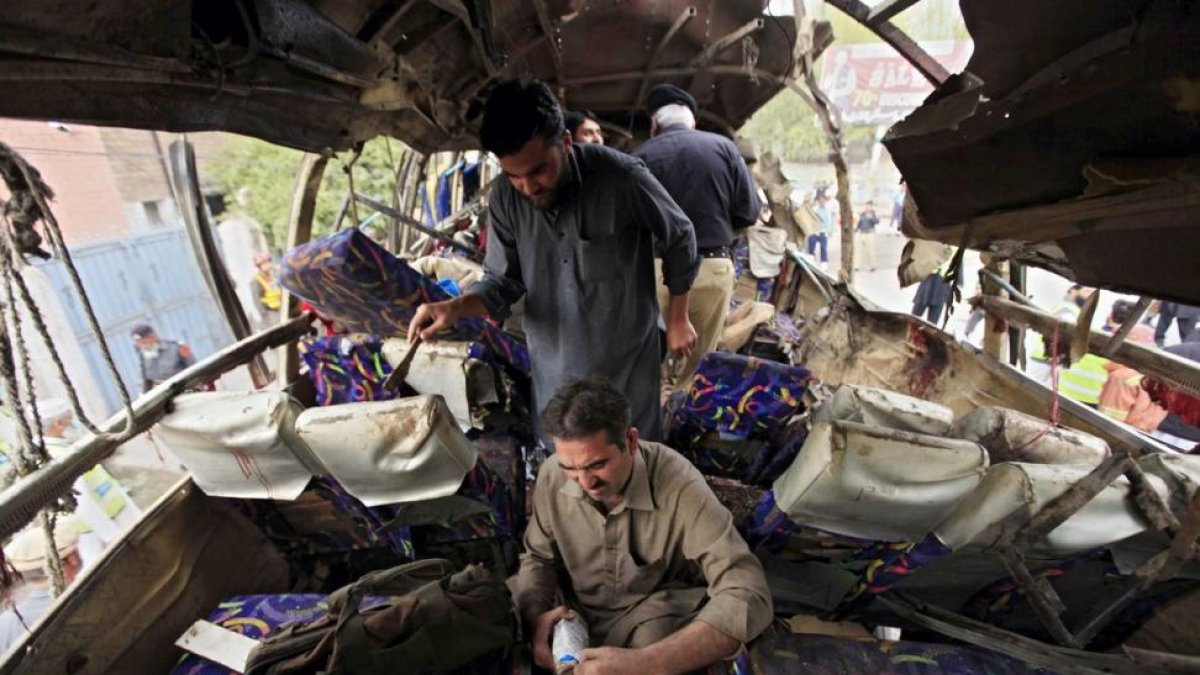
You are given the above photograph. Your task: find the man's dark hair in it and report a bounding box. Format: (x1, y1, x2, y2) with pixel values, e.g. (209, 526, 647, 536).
(1068, 284, 1085, 294)
(564, 110, 598, 136)
(480, 79, 565, 157)
(1110, 299, 1135, 325)
(540, 378, 631, 450)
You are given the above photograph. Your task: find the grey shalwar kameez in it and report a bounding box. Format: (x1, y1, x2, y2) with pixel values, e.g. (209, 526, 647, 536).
(468, 144, 698, 441)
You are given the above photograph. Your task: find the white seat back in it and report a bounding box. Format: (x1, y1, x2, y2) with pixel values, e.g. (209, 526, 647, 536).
(934, 462, 1167, 555)
(380, 339, 498, 430)
(295, 395, 477, 506)
(772, 420, 989, 541)
(155, 391, 321, 500)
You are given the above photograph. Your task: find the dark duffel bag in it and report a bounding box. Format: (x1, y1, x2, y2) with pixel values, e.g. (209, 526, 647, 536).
(246, 558, 516, 674)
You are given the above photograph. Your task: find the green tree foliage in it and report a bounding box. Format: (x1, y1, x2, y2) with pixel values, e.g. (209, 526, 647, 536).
(744, 0, 968, 161)
(207, 136, 409, 251)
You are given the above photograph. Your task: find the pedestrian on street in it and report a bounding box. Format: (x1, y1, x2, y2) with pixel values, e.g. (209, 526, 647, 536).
(854, 200, 879, 271)
(131, 324, 195, 393)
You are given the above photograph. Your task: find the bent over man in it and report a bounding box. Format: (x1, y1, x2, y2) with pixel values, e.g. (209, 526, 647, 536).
(634, 84, 761, 389)
(409, 79, 699, 440)
(515, 379, 773, 674)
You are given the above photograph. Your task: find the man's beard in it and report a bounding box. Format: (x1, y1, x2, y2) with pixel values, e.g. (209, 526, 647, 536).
(523, 187, 559, 211)
(517, 146, 568, 211)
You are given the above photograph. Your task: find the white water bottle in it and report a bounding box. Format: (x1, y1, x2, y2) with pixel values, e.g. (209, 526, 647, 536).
(552, 613, 589, 673)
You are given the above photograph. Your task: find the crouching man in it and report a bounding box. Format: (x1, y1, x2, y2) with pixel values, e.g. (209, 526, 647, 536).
(515, 379, 772, 674)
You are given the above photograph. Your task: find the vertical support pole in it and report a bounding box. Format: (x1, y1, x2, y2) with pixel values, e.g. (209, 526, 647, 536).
(1008, 261, 1026, 368)
(793, 65, 853, 284)
(277, 151, 329, 387)
(981, 254, 1009, 361)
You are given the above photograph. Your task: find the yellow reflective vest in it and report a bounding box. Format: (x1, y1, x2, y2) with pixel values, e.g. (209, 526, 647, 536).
(255, 272, 282, 311)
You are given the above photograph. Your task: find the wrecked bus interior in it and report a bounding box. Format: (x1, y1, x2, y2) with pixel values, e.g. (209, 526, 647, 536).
(0, 0, 1198, 673)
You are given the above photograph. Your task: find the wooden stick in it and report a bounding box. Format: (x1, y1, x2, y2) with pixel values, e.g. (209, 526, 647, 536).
(980, 295, 1200, 398)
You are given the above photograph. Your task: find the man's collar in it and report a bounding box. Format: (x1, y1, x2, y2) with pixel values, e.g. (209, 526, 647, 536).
(658, 123, 692, 135)
(558, 443, 656, 512)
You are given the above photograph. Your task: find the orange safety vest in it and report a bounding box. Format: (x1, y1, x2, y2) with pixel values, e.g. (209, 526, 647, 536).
(1098, 363, 1167, 432)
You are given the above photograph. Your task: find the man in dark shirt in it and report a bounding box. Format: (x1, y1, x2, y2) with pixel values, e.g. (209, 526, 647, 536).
(854, 201, 879, 271)
(633, 84, 760, 388)
(565, 110, 605, 146)
(409, 79, 699, 441)
(131, 324, 195, 393)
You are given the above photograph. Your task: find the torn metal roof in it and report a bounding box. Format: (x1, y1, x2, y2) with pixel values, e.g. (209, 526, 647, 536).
(0, 0, 828, 153)
(885, 0, 1200, 304)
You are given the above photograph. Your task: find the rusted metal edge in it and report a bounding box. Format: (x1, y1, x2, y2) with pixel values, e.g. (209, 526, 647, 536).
(822, 0, 950, 86)
(633, 6, 698, 110)
(169, 139, 271, 388)
(353, 192, 484, 260)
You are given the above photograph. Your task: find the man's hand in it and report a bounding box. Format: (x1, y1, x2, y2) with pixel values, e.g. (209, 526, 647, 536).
(665, 315, 697, 358)
(576, 646, 644, 675)
(407, 298, 462, 343)
(531, 605, 573, 670)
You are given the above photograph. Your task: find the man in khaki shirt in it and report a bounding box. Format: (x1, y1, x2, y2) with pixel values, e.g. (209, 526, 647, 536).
(515, 379, 773, 674)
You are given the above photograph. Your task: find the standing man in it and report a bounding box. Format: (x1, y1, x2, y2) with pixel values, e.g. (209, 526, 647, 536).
(808, 195, 834, 270)
(1155, 302, 1200, 346)
(565, 110, 605, 146)
(131, 324, 195, 393)
(633, 84, 760, 389)
(250, 251, 282, 329)
(0, 519, 84, 654)
(409, 79, 699, 441)
(30, 399, 142, 568)
(854, 200, 879, 272)
(515, 379, 772, 673)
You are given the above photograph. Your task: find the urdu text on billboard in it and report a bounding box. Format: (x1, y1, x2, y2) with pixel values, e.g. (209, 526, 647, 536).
(819, 40, 973, 126)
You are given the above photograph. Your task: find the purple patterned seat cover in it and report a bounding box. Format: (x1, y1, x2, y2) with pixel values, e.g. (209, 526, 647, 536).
(669, 352, 811, 484)
(280, 228, 529, 375)
(675, 352, 810, 440)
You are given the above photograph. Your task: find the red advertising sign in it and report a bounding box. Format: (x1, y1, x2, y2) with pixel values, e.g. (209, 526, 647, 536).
(819, 40, 973, 126)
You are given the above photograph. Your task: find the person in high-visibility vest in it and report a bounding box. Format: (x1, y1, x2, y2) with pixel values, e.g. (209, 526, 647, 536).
(32, 398, 142, 568)
(1040, 298, 1147, 407)
(250, 251, 282, 328)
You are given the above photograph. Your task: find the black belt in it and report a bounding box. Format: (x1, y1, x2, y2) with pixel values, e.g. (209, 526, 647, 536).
(698, 246, 732, 259)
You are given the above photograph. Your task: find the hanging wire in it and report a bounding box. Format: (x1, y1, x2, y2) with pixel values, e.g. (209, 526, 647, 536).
(1, 143, 137, 442)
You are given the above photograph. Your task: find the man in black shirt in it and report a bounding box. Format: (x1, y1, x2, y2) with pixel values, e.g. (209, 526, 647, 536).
(634, 84, 761, 388)
(855, 201, 879, 271)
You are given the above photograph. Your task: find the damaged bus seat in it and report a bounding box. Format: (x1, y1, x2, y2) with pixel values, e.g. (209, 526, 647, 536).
(295, 396, 477, 507)
(933, 462, 1170, 555)
(811, 384, 954, 435)
(951, 407, 1111, 467)
(772, 420, 990, 542)
(379, 338, 502, 430)
(668, 352, 812, 485)
(155, 391, 322, 501)
(280, 228, 529, 375)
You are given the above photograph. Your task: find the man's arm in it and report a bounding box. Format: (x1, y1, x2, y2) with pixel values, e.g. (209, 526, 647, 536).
(408, 200, 525, 343)
(625, 162, 699, 356)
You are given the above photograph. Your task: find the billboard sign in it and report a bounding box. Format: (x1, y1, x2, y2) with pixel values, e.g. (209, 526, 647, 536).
(819, 40, 973, 126)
